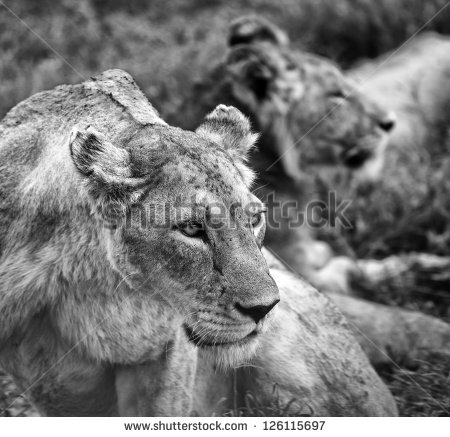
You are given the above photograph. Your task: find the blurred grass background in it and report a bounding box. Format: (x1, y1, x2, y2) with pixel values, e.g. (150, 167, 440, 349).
(1, 0, 450, 417)
(1, 0, 450, 120)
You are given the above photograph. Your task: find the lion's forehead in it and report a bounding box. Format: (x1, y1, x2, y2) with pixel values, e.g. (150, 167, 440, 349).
(299, 61, 386, 121)
(261, 47, 357, 99)
(157, 163, 254, 211)
(301, 59, 346, 90)
(125, 126, 251, 206)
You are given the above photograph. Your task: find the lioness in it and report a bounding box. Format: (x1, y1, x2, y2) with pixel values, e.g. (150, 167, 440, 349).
(171, 16, 396, 282)
(0, 69, 396, 416)
(0, 68, 280, 414)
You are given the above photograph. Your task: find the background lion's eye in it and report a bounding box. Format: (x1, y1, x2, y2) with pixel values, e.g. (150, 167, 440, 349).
(329, 90, 346, 99)
(178, 221, 204, 238)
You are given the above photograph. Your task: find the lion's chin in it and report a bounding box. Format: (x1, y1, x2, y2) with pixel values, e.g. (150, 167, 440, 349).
(341, 146, 374, 169)
(183, 324, 261, 369)
(342, 136, 388, 181)
(197, 337, 261, 370)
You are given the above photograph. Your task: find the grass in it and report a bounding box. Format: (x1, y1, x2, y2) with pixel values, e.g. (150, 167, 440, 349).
(382, 352, 450, 417)
(1, 0, 450, 120)
(224, 386, 313, 417)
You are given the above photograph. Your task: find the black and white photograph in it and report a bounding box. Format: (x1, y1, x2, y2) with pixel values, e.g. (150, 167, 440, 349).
(0, 0, 450, 431)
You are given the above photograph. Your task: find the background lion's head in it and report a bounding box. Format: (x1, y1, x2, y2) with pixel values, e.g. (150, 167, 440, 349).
(223, 16, 396, 182)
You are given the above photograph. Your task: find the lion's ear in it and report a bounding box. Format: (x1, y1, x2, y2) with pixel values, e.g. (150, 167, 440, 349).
(196, 105, 258, 162)
(69, 126, 145, 212)
(226, 47, 275, 101)
(69, 126, 132, 182)
(228, 16, 289, 47)
(196, 105, 258, 187)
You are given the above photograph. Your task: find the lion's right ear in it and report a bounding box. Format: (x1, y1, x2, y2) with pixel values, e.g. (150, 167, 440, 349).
(69, 126, 146, 210)
(69, 126, 132, 182)
(196, 105, 258, 187)
(226, 46, 275, 102)
(196, 105, 258, 162)
(228, 16, 289, 47)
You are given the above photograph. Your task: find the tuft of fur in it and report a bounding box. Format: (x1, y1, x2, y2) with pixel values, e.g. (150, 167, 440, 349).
(228, 16, 289, 48)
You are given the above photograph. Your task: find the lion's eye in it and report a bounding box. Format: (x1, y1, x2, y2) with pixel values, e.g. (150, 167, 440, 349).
(250, 212, 263, 228)
(178, 221, 204, 238)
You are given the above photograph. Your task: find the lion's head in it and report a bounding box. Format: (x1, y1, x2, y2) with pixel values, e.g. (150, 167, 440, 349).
(215, 16, 396, 181)
(0, 71, 280, 377)
(67, 99, 279, 367)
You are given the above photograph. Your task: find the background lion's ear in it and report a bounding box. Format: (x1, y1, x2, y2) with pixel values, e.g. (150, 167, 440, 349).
(228, 15, 289, 47)
(226, 47, 274, 101)
(196, 105, 258, 161)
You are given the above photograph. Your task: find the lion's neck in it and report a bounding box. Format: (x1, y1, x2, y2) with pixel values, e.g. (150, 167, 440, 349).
(0, 215, 123, 343)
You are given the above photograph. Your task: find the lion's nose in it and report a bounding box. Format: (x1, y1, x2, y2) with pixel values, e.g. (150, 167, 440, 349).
(235, 299, 280, 323)
(378, 111, 396, 132)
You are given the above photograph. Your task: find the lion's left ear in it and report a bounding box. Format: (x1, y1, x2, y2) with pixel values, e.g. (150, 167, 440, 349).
(196, 105, 258, 163)
(196, 105, 258, 187)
